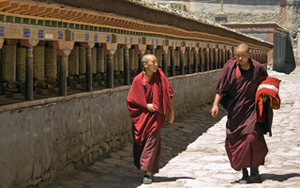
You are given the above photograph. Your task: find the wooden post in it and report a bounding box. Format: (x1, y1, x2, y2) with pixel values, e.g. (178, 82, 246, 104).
(21, 39, 39, 100)
(187, 50, 192, 74)
(170, 49, 176, 76)
(180, 52, 185, 75)
(86, 46, 92, 91)
(107, 52, 114, 88)
(124, 47, 130, 85)
(162, 53, 168, 77)
(59, 51, 69, 96)
(200, 49, 204, 72)
(194, 50, 199, 73)
(215, 49, 219, 69)
(25, 46, 33, 100)
(205, 48, 210, 71)
(52, 40, 74, 96)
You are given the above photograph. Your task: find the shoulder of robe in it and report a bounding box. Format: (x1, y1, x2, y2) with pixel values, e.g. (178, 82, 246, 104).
(223, 58, 236, 70)
(132, 72, 143, 84)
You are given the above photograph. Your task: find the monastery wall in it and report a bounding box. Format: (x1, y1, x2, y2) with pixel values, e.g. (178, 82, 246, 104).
(0, 69, 220, 188)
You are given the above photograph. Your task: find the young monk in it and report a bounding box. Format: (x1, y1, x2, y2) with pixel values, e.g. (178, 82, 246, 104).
(211, 43, 271, 184)
(127, 54, 174, 184)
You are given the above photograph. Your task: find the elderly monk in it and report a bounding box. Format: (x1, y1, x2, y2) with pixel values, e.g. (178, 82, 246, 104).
(211, 43, 271, 184)
(127, 54, 174, 184)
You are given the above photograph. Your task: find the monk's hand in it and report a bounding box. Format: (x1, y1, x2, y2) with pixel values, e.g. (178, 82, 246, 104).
(211, 104, 219, 118)
(147, 103, 156, 112)
(262, 95, 268, 103)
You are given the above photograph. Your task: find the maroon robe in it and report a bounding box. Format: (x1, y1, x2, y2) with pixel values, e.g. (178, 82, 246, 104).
(127, 68, 174, 172)
(216, 57, 270, 171)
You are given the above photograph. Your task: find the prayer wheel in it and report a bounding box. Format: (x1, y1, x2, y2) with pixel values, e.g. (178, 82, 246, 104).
(1, 44, 16, 83)
(92, 47, 97, 74)
(79, 46, 86, 74)
(45, 47, 57, 80)
(184, 51, 188, 66)
(57, 54, 68, 78)
(167, 50, 171, 67)
(205, 48, 210, 71)
(16, 47, 26, 82)
(219, 49, 222, 67)
(189, 50, 193, 73)
(134, 49, 139, 70)
(69, 46, 79, 76)
(175, 50, 180, 67)
(222, 49, 226, 66)
(33, 46, 45, 80)
(155, 49, 162, 67)
(113, 52, 118, 72)
(97, 47, 105, 73)
(117, 48, 124, 72)
(129, 48, 135, 71)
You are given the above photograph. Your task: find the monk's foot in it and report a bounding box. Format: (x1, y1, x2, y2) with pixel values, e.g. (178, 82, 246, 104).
(247, 174, 262, 183)
(250, 167, 259, 176)
(143, 174, 152, 184)
(247, 167, 262, 183)
(238, 168, 249, 184)
(238, 179, 247, 184)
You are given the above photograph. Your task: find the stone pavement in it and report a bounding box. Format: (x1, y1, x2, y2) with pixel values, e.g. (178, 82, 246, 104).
(49, 68, 300, 188)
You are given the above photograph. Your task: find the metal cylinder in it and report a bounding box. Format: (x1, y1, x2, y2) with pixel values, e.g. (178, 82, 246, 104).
(97, 48, 105, 73)
(134, 49, 139, 70)
(117, 48, 124, 72)
(129, 48, 135, 71)
(59, 55, 68, 96)
(69, 46, 79, 76)
(25, 46, 33, 100)
(107, 54, 114, 88)
(45, 47, 57, 80)
(86, 47, 92, 91)
(1, 44, 17, 83)
(124, 48, 130, 85)
(16, 47, 26, 82)
(79, 46, 86, 74)
(92, 47, 97, 74)
(113, 51, 118, 72)
(33, 46, 45, 80)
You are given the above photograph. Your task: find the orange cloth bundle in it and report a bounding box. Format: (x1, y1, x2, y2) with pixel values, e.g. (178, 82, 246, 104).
(255, 76, 281, 123)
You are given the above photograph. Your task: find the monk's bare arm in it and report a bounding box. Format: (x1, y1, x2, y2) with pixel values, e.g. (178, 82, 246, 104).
(168, 100, 174, 123)
(211, 93, 223, 118)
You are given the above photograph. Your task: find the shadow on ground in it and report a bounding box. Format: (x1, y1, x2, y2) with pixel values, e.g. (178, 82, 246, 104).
(261, 173, 300, 182)
(159, 105, 226, 170)
(153, 176, 195, 182)
(49, 104, 226, 188)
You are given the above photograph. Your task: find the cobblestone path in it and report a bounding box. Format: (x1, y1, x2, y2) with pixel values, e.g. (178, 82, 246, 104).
(50, 69, 300, 188)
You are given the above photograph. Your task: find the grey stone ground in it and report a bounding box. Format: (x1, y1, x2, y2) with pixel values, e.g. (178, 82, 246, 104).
(49, 68, 300, 188)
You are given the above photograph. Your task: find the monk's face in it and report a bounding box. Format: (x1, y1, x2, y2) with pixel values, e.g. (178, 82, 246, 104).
(144, 55, 158, 74)
(235, 48, 251, 66)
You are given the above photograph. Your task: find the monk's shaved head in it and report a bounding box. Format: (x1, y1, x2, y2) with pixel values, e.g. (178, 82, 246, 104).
(235, 43, 252, 67)
(236, 43, 250, 53)
(142, 54, 155, 64)
(142, 54, 158, 74)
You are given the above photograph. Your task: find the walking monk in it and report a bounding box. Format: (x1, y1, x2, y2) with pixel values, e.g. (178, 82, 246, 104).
(127, 54, 174, 184)
(211, 43, 271, 184)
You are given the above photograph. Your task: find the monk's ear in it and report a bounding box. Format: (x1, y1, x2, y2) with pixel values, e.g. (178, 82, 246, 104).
(248, 50, 252, 57)
(143, 62, 147, 69)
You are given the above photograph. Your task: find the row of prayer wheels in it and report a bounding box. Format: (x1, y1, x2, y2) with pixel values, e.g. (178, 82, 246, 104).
(0, 42, 235, 85)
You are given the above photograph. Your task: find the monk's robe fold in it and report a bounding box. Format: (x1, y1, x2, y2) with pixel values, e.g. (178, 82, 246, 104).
(127, 68, 174, 146)
(216, 57, 269, 171)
